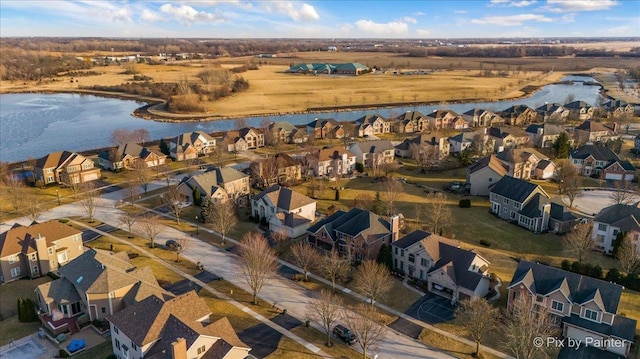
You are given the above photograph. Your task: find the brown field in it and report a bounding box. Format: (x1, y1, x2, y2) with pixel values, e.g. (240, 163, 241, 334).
(469, 41, 640, 52)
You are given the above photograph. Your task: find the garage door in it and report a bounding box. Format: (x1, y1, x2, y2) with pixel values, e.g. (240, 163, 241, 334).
(566, 325, 603, 348)
(605, 173, 623, 180)
(83, 173, 99, 181)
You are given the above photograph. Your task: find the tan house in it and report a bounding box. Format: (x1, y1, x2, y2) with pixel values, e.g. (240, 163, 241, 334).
(573, 120, 619, 145)
(0, 221, 83, 283)
(603, 99, 635, 119)
(355, 114, 391, 135)
(462, 108, 505, 127)
(536, 103, 570, 122)
(98, 143, 167, 171)
(35, 249, 171, 331)
(249, 153, 301, 188)
(267, 121, 309, 144)
(426, 110, 466, 130)
(177, 166, 250, 204)
(500, 105, 539, 126)
(252, 185, 316, 238)
(223, 128, 265, 151)
(312, 146, 357, 177)
(348, 140, 395, 168)
(489, 127, 530, 150)
(34, 151, 101, 185)
(307, 118, 339, 139)
(495, 148, 550, 180)
(394, 111, 428, 133)
(107, 291, 251, 359)
(565, 101, 595, 120)
(466, 155, 509, 196)
(170, 131, 216, 161)
(395, 134, 450, 160)
(508, 261, 637, 357)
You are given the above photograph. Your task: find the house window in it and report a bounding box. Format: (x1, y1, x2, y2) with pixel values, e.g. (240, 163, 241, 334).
(47, 176, 55, 183)
(535, 295, 544, 303)
(613, 229, 619, 236)
(510, 212, 516, 220)
(551, 300, 564, 312)
(408, 254, 415, 263)
(597, 223, 607, 231)
(131, 343, 137, 350)
(71, 302, 81, 315)
(48, 247, 54, 255)
(10, 267, 20, 277)
(115, 339, 120, 350)
(401, 249, 405, 257)
(197, 345, 206, 355)
(101, 307, 106, 314)
(8, 256, 18, 264)
(421, 258, 428, 267)
(514, 202, 520, 209)
(584, 308, 599, 322)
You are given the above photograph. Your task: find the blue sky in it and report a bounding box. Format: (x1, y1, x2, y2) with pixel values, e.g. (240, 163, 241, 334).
(1, 0, 638, 38)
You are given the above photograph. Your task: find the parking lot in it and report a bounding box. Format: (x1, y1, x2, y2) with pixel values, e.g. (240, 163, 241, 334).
(405, 292, 456, 324)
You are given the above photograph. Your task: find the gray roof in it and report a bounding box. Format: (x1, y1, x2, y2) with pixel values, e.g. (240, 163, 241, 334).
(208, 166, 248, 183)
(356, 114, 387, 125)
(392, 230, 432, 249)
(565, 101, 592, 110)
(519, 193, 546, 219)
(269, 121, 297, 132)
(575, 120, 609, 132)
(253, 185, 315, 211)
(307, 208, 390, 241)
(38, 278, 81, 305)
(594, 202, 640, 232)
(351, 140, 395, 154)
(570, 145, 620, 162)
(495, 148, 548, 165)
(395, 111, 426, 122)
(307, 118, 338, 129)
(550, 202, 576, 222)
(509, 261, 624, 314)
(449, 132, 476, 144)
(564, 314, 636, 342)
(174, 131, 215, 146)
(429, 242, 486, 291)
(525, 123, 564, 136)
(396, 134, 444, 151)
(489, 176, 547, 203)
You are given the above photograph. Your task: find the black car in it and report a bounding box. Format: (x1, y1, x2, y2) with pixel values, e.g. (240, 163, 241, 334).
(166, 239, 182, 251)
(332, 324, 357, 345)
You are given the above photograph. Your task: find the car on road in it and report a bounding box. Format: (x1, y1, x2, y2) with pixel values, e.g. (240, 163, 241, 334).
(166, 239, 182, 251)
(333, 324, 357, 345)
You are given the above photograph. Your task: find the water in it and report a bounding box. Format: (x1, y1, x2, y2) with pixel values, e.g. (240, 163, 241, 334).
(0, 76, 605, 163)
(0, 339, 46, 359)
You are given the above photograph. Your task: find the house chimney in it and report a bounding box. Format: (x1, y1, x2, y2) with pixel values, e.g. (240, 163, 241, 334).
(390, 215, 400, 242)
(171, 338, 188, 359)
(541, 203, 551, 232)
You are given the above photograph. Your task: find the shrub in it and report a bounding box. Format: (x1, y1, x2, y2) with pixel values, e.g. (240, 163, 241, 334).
(561, 259, 571, 271)
(479, 239, 491, 247)
(59, 349, 70, 358)
(458, 199, 471, 208)
(605, 268, 621, 282)
(590, 265, 603, 279)
(335, 189, 340, 201)
(58, 219, 69, 224)
(571, 261, 584, 274)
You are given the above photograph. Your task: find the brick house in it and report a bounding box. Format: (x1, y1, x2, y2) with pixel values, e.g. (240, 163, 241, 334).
(169, 131, 216, 161)
(98, 143, 166, 171)
(569, 145, 635, 181)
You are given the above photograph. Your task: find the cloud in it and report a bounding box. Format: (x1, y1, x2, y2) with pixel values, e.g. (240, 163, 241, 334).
(354, 19, 409, 36)
(471, 13, 554, 25)
(400, 16, 417, 24)
(262, 1, 319, 21)
(490, 0, 537, 7)
(454, 10, 468, 14)
(560, 13, 575, 23)
(159, 4, 225, 25)
(413, 11, 426, 16)
(140, 9, 163, 23)
(541, 0, 618, 12)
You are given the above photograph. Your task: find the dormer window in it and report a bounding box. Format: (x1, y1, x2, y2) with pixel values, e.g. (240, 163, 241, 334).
(584, 308, 599, 322)
(551, 300, 564, 313)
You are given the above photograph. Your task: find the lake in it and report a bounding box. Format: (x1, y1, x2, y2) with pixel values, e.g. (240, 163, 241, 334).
(0, 75, 604, 163)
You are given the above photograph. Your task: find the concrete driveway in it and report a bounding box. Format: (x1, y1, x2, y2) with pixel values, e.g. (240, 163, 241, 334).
(406, 293, 457, 324)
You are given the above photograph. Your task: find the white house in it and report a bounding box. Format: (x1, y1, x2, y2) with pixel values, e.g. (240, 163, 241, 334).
(348, 140, 395, 168)
(313, 147, 357, 177)
(592, 202, 640, 255)
(252, 185, 316, 238)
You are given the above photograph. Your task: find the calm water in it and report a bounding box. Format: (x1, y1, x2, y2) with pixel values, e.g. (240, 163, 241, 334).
(0, 76, 604, 163)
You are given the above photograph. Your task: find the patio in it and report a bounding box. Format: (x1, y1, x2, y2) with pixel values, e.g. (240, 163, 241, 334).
(58, 326, 108, 357)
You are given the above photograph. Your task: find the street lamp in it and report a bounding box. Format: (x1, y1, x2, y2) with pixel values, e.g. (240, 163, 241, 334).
(56, 190, 61, 206)
(195, 216, 199, 235)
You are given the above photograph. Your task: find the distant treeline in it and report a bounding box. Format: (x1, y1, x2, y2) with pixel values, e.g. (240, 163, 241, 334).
(0, 48, 91, 81)
(407, 46, 640, 58)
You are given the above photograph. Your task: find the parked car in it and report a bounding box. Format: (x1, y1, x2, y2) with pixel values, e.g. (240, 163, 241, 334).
(333, 324, 357, 345)
(166, 239, 182, 251)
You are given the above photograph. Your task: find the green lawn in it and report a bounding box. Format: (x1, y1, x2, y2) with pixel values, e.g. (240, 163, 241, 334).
(0, 277, 51, 319)
(0, 316, 42, 346)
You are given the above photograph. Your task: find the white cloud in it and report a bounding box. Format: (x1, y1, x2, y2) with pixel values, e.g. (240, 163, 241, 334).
(159, 4, 225, 25)
(490, 0, 537, 7)
(140, 9, 163, 23)
(560, 13, 575, 23)
(471, 13, 554, 25)
(541, 0, 618, 12)
(354, 19, 409, 36)
(400, 16, 417, 24)
(262, 1, 319, 21)
(454, 10, 468, 14)
(413, 11, 426, 16)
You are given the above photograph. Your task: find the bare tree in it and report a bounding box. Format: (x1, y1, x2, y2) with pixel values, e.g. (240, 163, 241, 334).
(79, 182, 100, 223)
(455, 298, 499, 357)
(173, 236, 191, 262)
(125, 180, 138, 207)
(562, 222, 595, 262)
(502, 294, 558, 359)
(289, 241, 320, 281)
(425, 192, 452, 234)
(342, 304, 388, 359)
(137, 214, 163, 248)
(555, 159, 582, 208)
(111, 128, 150, 146)
(384, 177, 403, 217)
(306, 289, 343, 347)
(25, 194, 44, 222)
(238, 232, 279, 305)
(119, 210, 137, 238)
(270, 228, 289, 252)
(59, 171, 81, 198)
(166, 185, 185, 224)
(235, 118, 249, 130)
(609, 180, 636, 205)
(320, 250, 350, 291)
(134, 161, 152, 194)
(354, 260, 392, 309)
(617, 235, 640, 275)
(2, 174, 25, 213)
(207, 200, 238, 245)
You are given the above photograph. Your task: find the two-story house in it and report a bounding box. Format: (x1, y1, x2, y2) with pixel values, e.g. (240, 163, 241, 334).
(169, 131, 216, 161)
(489, 127, 530, 151)
(565, 101, 595, 121)
(0, 221, 83, 283)
(355, 114, 391, 136)
(602, 99, 635, 119)
(591, 202, 640, 255)
(395, 134, 450, 160)
(448, 131, 481, 154)
(34, 151, 101, 185)
(393, 111, 428, 133)
(508, 261, 637, 358)
(267, 121, 308, 145)
(176, 166, 250, 205)
(462, 108, 505, 128)
(489, 176, 575, 233)
(307, 118, 339, 139)
(306, 209, 398, 261)
(426, 110, 466, 130)
(35, 249, 171, 333)
(495, 148, 552, 180)
(569, 145, 636, 181)
(252, 185, 316, 238)
(525, 123, 567, 148)
(500, 105, 539, 126)
(107, 291, 250, 359)
(98, 142, 167, 171)
(573, 120, 619, 145)
(222, 127, 265, 151)
(535, 103, 570, 122)
(249, 153, 301, 188)
(312, 146, 357, 177)
(348, 140, 395, 169)
(466, 155, 509, 196)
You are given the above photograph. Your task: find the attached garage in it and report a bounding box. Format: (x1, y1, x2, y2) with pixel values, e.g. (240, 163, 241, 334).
(604, 173, 623, 181)
(83, 173, 99, 181)
(565, 325, 604, 348)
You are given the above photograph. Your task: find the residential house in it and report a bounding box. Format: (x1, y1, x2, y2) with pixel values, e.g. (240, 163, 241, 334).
(489, 176, 574, 233)
(267, 121, 308, 144)
(525, 123, 567, 148)
(348, 140, 395, 168)
(495, 148, 551, 180)
(252, 185, 316, 238)
(569, 145, 636, 181)
(508, 261, 637, 357)
(34, 151, 101, 185)
(311, 146, 356, 177)
(462, 108, 505, 128)
(176, 166, 250, 204)
(391, 230, 491, 304)
(602, 99, 635, 119)
(249, 153, 301, 188)
(573, 120, 619, 145)
(565, 101, 595, 120)
(0, 221, 83, 283)
(393, 111, 428, 133)
(500, 105, 539, 126)
(306, 209, 398, 261)
(98, 143, 167, 171)
(591, 202, 640, 255)
(489, 127, 530, 151)
(107, 291, 251, 359)
(222, 128, 265, 151)
(395, 134, 450, 160)
(355, 114, 391, 135)
(466, 155, 509, 196)
(288, 128, 310, 144)
(35, 249, 171, 327)
(448, 132, 479, 154)
(535, 160, 557, 180)
(169, 131, 216, 161)
(426, 110, 466, 130)
(307, 118, 339, 139)
(535, 103, 570, 122)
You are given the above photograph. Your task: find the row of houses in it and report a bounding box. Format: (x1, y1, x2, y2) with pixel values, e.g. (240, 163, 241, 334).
(287, 62, 369, 76)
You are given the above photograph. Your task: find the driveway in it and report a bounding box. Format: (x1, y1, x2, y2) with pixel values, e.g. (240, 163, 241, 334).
(405, 293, 457, 324)
(81, 224, 117, 243)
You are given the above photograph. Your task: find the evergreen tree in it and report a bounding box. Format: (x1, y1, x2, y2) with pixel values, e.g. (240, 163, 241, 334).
(200, 197, 211, 223)
(612, 231, 626, 259)
(335, 189, 340, 201)
(159, 138, 170, 155)
(372, 191, 383, 215)
(552, 132, 571, 159)
(376, 244, 393, 270)
(193, 187, 202, 206)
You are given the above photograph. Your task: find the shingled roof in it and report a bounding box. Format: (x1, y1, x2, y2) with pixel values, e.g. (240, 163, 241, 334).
(307, 208, 390, 242)
(317, 147, 355, 161)
(594, 202, 640, 232)
(429, 242, 488, 292)
(351, 140, 395, 154)
(468, 155, 509, 176)
(0, 220, 81, 258)
(489, 176, 548, 203)
(253, 185, 315, 212)
(570, 145, 620, 162)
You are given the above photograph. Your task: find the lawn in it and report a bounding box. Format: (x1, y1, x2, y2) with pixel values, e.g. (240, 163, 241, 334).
(263, 337, 323, 359)
(0, 315, 42, 346)
(290, 326, 361, 359)
(0, 276, 51, 319)
(419, 327, 503, 359)
(74, 341, 114, 359)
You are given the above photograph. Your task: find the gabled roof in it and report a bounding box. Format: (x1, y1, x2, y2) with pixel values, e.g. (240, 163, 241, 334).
(99, 143, 162, 161)
(570, 145, 620, 162)
(518, 193, 546, 219)
(449, 132, 477, 144)
(536, 159, 555, 171)
(564, 101, 592, 110)
(392, 230, 432, 249)
(307, 208, 390, 242)
(35, 151, 86, 169)
(395, 111, 426, 122)
(564, 314, 637, 342)
(426, 109, 459, 119)
(275, 212, 311, 228)
(350, 140, 394, 154)
(335, 62, 368, 71)
(495, 148, 548, 164)
(575, 120, 610, 132)
(536, 103, 566, 113)
(268, 121, 297, 132)
(489, 126, 529, 139)
(489, 176, 548, 203)
(307, 118, 338, 129)
(525, 123, 564, 136)
(208, 166, 249, 183)
(429, 242, 487, 291)
(37, 277, 81, 305)
(254, 185, 315, 212)
(307, 210, 347, 236)
(509, 261, 624, 313)
(396, 134, 445, 151)
(356, 114, 388, 125)
(317, 147, 355, 161)
(501, 104, 535, 115)
(0, 220, 81, 258)
(594, 202, 640, 232)
(467, 155, 509, 176)
(174, 131, 215, 146)
(603, 99, 630, 108)
(604, 160, 636, 172)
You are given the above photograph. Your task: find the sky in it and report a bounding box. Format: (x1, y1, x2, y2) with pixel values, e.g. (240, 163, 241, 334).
(1, 0, 639, 38)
